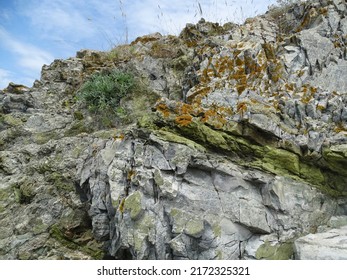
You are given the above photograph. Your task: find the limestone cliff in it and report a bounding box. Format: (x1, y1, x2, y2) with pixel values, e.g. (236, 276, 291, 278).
(0, 0, 347, 260)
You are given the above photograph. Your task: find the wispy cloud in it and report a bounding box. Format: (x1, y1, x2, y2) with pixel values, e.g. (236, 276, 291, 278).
(0, 68, 12, 89)
(0, 27, 54, 72)
(16, 0, 119, 50)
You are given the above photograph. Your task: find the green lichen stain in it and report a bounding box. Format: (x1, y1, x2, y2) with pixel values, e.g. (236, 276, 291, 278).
(64, 120, 93, 137)
(185, 219, 204, 237)
(154, 129, 206, 152)
(212, 224, 222, 238)
(133, 214, 155, 252)
(32, 218, 49, 235)
(255, 241, 294, 260)
(299, 162, 325, 186)
(46, 172, 75, 193)
(0, 187, 11, 201)
(170, 208, 204, 237)
(323, 145, 347, 176)
(33, 131, 59, 145)
(124, 191, 143, 220)
(2, 115, 23, 126)
(263, 147, 300, 175)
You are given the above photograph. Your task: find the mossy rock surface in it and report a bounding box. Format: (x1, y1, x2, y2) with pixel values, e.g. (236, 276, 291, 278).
(124, 191, 143, 220)
(255, 241, 294, 260)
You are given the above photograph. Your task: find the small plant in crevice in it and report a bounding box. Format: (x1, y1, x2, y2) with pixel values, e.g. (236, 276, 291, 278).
(76, 69, 134, 125)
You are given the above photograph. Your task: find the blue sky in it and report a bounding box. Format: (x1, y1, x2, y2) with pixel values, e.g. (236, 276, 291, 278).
(0, 0, 276, 89)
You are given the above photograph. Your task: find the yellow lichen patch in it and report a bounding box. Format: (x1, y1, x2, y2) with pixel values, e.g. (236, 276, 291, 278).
(215, 56, 234, 75)
(285, 83, 294, 91)
(334, 122, 347, 133)
(262, 43, 276, 60)
(268, 61, 283, 83)
(200, 107, 229, 130)
(310, 86, 317, 94)
(175, 114, 193, 127)
(300, 85, 316, 104)
(316, 104, 326, 111)
(113, 133, 125, 141)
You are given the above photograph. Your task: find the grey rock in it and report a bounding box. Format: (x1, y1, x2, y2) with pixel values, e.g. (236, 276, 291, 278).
(294, 226, 347, 260)
(1, 0, 347, 260)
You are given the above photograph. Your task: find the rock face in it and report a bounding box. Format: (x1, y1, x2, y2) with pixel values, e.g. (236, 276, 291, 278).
(0, 0, 347, 259)
(294, 226, 347, 260)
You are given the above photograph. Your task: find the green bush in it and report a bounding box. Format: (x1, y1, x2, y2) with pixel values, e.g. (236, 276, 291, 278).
(77, 69, 134, 114)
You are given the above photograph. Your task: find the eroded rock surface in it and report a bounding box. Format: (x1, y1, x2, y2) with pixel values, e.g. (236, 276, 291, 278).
(0, 0, 346, 259)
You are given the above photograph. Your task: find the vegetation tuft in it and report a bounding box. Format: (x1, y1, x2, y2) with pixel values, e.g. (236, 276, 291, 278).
(77, 69, 134, 114)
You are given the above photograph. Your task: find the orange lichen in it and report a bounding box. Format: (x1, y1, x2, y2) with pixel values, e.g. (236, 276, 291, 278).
(127, 169, 136, 180)
(237, 102, 248, 118)
(175, 114, 193, 126)
(236, 84, 247, 94)
(156, 103, 171, 117)
(187, 86, 211, 103)
(285, 83, 294, 91)
(201, 109, 217, 123)
(310, 86, 317, 94)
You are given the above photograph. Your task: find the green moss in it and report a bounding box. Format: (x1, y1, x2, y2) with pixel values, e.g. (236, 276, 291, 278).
(32, 131, 59, 144)
(154, 129, 206, 152)
(124, 191, 143, 220)
(215, 250, 223, 260)
(46, 172, 75, 193)
(177, 120, 229, 150)
(0, 187, 11, 201)
(73, 111, 84, 120)
(35, 162, 54, 174)
(2, 115, 23, 126)
(263, 147, 300, 175)
(322, 145, 347, 176)
(64, 120, 93, 137)
(255, 241, 294, 260)
(32, 218, 49, 235)
(138, 114, 159, 130)
(299, 162, 325, 186)
(170, 208, 186, 233)
(11, 181, 35, 204)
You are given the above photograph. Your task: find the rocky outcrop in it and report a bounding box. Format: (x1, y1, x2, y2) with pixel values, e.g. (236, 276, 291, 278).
(0, 0, 346, 259)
